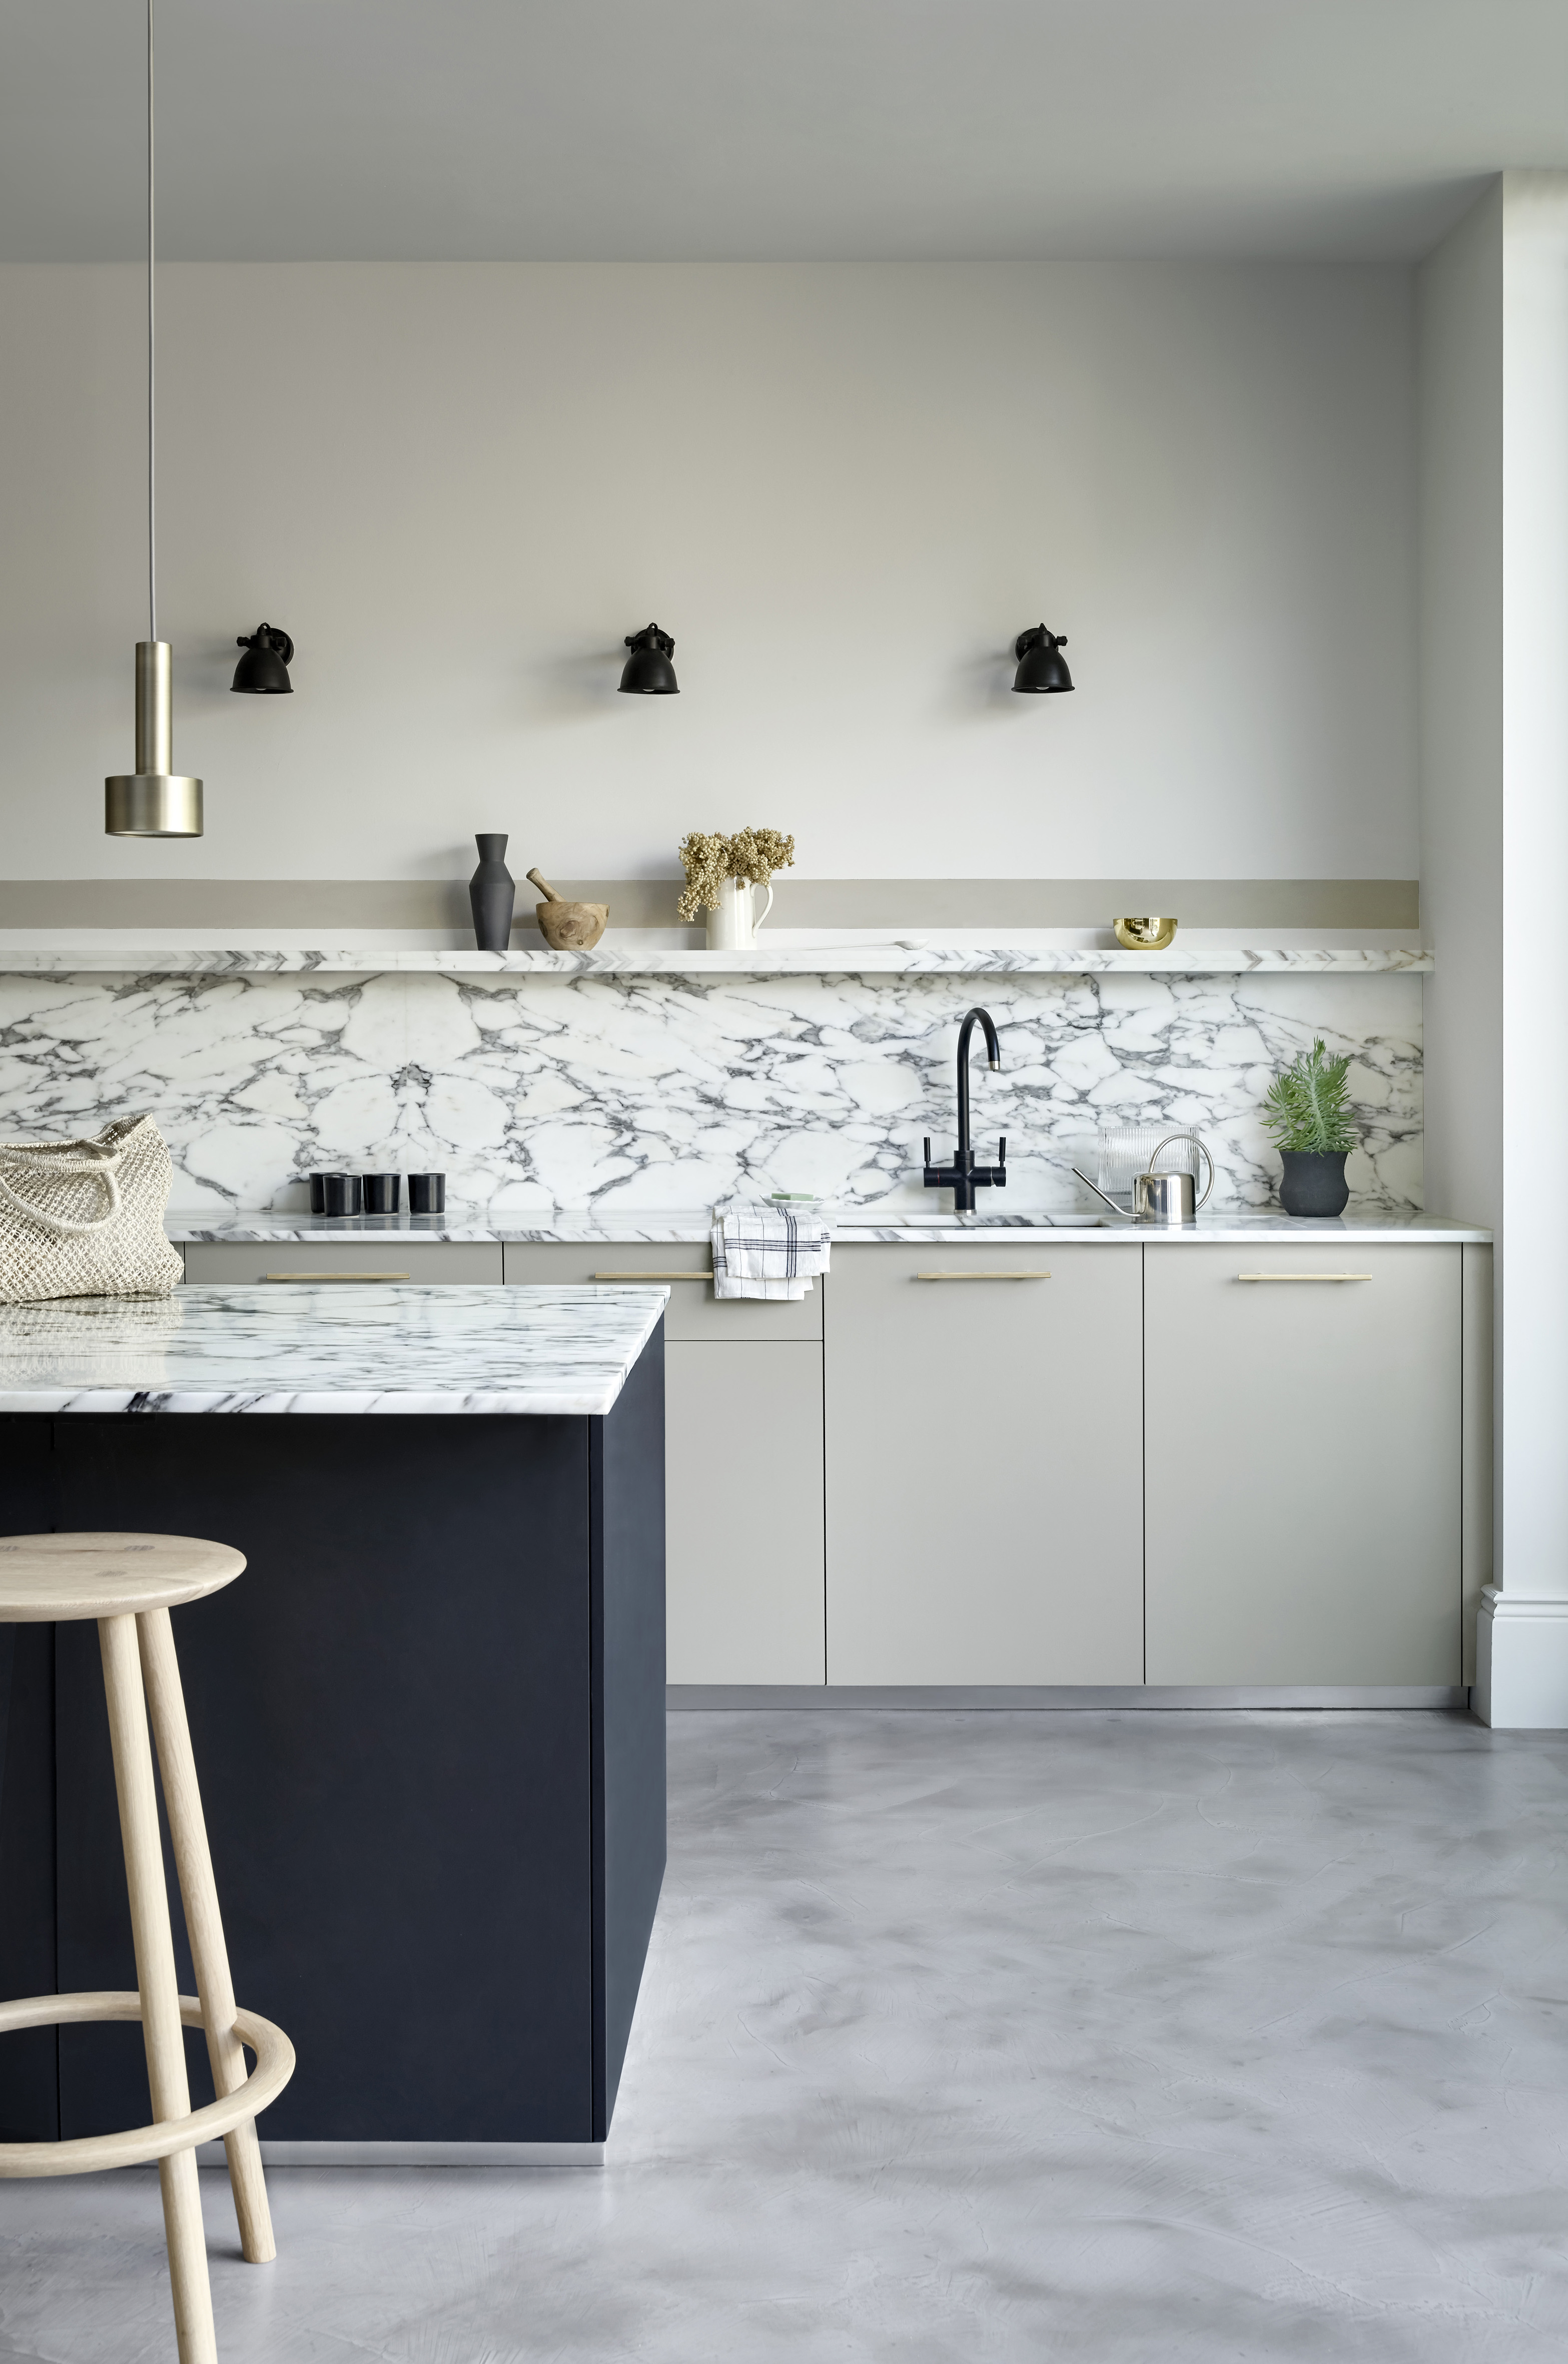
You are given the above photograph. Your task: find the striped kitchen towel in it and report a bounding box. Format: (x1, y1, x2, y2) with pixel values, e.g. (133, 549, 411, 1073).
(711, 1202, 832, 1301)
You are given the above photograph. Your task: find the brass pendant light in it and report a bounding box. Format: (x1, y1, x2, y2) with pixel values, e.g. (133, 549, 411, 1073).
(106, 0, 202, 837)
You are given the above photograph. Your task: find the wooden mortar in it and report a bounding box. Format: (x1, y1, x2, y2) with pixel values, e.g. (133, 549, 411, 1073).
(527, 869, 609, 950)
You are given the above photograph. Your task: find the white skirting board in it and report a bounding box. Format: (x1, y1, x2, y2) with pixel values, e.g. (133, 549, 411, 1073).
(1475, 1589, 1568, 1727)
(197, 2141, 604, 2168)
(667, 1685, 1470, 1711)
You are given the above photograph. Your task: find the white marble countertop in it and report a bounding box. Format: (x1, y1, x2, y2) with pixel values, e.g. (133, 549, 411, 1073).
(168, 1207, 1492, 1246)
(823, 1210, 1490, 1243)
(0, 941, 1433, 977)
(0, 1285, 669, 1416)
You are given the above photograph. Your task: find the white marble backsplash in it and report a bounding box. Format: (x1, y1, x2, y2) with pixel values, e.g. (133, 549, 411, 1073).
(0, 968, 1422, 1218)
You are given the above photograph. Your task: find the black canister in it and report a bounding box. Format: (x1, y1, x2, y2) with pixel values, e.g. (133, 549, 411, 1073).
(408, 1172, 446, 1214)
(320, 1172, 363, 1218)
(308, 1172, 329, 1214)
(361, 1173, 402, 1215)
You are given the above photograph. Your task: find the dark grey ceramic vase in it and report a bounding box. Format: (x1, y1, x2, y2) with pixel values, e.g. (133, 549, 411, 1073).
(469, 833, 515, 952)
(1279, 1149, 1350, 1218)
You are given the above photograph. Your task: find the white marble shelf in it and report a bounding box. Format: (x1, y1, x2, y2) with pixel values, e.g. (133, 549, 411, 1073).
(0, 1285, 669, 1416)
(168, 1209, 1490, 1246)
(0, 942, 1433, 977)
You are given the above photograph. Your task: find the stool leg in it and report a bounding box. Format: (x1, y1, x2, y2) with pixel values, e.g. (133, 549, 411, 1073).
(138, 1606, 276, 2265)
(100, 1613, 217, 2364)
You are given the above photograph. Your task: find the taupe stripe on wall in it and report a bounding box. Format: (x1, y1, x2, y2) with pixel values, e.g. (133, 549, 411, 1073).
(0, 879, 1419, 931)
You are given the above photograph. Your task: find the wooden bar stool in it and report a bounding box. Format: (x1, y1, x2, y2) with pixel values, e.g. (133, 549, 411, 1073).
(0, 1533, 294, 2364)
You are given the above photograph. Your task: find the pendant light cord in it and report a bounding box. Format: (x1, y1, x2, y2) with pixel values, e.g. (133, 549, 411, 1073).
(147, 0, 156, 644)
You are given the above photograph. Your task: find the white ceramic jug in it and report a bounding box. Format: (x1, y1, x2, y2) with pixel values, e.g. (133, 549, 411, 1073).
(705, 877, 774, 951)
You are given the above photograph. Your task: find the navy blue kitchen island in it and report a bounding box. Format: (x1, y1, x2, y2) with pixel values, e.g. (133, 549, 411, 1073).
(0, 1284, 667, 2152)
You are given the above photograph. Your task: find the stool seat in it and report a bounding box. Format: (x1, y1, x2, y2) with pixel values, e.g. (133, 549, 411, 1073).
(0, 1531, 245, 1621)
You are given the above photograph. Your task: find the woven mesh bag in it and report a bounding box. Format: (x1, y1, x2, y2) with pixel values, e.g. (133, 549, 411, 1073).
(0, 1114, 184, 1303)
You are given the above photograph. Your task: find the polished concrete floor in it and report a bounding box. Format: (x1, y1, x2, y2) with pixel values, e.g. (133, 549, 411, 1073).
(5, 1709, 1568, 2361)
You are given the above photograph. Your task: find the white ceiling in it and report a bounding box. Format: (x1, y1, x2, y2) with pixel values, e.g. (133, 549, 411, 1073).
(2, 0, 1562, 264)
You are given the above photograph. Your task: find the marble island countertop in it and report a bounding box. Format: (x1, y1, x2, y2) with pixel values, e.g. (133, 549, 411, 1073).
(0, 1284, 669, 1416)
(168, 1207, 1492, 1246)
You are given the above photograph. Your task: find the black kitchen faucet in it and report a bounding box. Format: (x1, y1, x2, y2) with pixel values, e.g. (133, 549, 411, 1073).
(923, 1006, 1007, 1213)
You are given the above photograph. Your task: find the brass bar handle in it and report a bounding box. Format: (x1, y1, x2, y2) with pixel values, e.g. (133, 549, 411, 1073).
(916, 1271, 1051, 1281)
(593, 1271, 715, 1281)
(265, 1272, 412, 1282)
(1235, 1273, 1372, 1284)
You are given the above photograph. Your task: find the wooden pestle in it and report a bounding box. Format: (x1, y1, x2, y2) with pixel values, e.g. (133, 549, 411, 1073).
(526, 869, 564, 904)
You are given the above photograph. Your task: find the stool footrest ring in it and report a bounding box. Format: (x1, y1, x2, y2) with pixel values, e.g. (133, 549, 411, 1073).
(0, 1991, 295, 2177)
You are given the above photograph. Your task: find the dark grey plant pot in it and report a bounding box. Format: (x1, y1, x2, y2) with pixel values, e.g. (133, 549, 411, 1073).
(1279, 1149, 1350, 1218)
(469, 833, 515, 952)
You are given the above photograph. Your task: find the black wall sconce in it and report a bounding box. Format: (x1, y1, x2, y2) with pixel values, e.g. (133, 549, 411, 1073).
(232, 624, 294, 694)
(1012, 625, 1073, 694)
(619, 624, 678, 695)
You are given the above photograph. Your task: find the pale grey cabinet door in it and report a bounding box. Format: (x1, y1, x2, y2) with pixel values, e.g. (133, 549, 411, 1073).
(1461, 1243, 1493, 1685)
(825, 1243, 1143, 1685)
(666, 1342, 826, 1684)
(1143, 1244, 1461, 1685)
(504, 1248, 827, 1682)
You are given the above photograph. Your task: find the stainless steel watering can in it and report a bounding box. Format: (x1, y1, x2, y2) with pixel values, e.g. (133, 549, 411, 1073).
(1073, 1132, 1214, 1226)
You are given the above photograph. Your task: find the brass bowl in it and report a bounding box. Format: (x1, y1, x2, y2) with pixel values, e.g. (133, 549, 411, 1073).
(536, 900, 609, 950)
(1113, 916, 1178, 951)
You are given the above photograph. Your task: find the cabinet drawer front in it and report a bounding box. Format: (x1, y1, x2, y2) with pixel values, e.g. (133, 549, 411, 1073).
(182, 1241, 504, 1284)
(501, 1244, 822, 1340)
(825, 1242, 1143, 1685)
(1143, 1243, 1461, 1685)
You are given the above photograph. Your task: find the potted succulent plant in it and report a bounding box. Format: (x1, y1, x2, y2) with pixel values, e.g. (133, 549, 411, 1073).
(1262, 1038, 1356, 1217)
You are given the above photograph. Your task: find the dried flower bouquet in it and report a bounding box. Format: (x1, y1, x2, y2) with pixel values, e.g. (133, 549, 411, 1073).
(677, 829, 796, 921)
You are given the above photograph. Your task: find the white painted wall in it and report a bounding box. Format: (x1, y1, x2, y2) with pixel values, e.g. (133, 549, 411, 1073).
(1498, 176, 1568, 1601)
(1417, 188, 1503, 1235)
(0, 261, 1416, 884)
(1421, 174, 1568, 1723)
